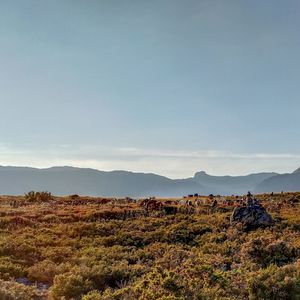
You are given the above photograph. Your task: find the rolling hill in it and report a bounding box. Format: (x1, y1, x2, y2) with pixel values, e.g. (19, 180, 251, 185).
(0, 166, 205, 197)
(193, 171, 277, 195)
(0, 166, 296, 197)
(254, 167, 300, 193)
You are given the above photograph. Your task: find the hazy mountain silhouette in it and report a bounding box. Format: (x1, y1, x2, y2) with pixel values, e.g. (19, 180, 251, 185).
(193, 171, 277, 195)
(254, 167, 300, 193)
(0, 166, 298, 197)
(0, 166, 205, 197)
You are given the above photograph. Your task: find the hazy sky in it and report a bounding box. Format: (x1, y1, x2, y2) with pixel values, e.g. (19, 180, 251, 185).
(0, 0, 300, 178)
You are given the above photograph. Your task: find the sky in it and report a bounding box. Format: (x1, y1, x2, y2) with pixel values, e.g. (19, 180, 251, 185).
(0, 0, 300, 178)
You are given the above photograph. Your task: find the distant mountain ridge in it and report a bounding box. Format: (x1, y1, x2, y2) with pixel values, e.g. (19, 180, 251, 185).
(293, 167, 300, 173)
(0, 166, 204, 197)
(254, 168, 300, 193)
(193, 171, 277, 195)
(0, 166, 299, 197)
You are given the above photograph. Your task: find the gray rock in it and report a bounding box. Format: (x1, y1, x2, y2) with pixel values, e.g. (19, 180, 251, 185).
(230, 204, 274, 230)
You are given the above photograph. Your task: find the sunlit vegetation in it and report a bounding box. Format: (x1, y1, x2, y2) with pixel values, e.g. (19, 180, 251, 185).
(0, 192, 299, 299)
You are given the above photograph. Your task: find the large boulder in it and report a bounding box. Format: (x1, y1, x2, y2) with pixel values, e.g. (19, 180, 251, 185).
(230, 205, 274, 230)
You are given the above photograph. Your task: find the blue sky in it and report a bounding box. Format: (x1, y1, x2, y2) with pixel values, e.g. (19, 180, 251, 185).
(0, 0, 300, 177)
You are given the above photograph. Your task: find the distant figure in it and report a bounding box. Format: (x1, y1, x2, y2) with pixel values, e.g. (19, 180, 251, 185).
(210, 199, 218, 212)
(246, 192, 254, 207)
(211, 199, 218, 207)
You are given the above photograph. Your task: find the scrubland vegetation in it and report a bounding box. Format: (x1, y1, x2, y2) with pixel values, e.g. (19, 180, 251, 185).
(0, 192, 299, 299)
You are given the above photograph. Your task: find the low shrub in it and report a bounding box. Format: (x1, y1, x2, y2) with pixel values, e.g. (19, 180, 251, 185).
(248, 261, 300, 300)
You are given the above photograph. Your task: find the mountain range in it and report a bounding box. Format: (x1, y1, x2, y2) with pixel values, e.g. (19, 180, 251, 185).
(0, 166, 299, 197)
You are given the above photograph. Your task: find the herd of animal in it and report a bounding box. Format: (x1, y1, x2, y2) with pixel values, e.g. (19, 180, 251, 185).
(6, 192, 299, 216)
(138, 192, 298, 212)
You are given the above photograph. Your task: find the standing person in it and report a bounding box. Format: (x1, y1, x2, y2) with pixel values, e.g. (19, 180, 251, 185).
(246, 192, 254, 207)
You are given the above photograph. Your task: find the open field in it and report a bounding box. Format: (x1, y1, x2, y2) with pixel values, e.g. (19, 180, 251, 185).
(0, 192, 299, 299)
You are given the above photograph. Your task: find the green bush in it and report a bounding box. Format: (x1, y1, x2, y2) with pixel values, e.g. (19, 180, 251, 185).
(49, 272, 92, 300)
(27, 260, 70, 284)
(248, 261, 300, 300)
(82, 290, 102, 300)
(0, 279, 39, 300)
(241, 236, 298, 267)
(0, 258, 25, 280)
(24, 191, 53, 202)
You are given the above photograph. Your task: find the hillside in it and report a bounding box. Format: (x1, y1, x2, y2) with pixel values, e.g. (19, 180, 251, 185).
(293, 167, 300, 173)
(193, 171, 277, 195)
(255, 168, 300, 193)
(0, 192, 299, 299)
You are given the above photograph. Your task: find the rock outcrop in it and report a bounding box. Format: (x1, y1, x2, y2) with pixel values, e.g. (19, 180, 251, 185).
(230, 204, 274, 230)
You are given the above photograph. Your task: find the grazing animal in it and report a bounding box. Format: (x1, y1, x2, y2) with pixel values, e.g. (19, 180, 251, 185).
(146, 200, 163, 211)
